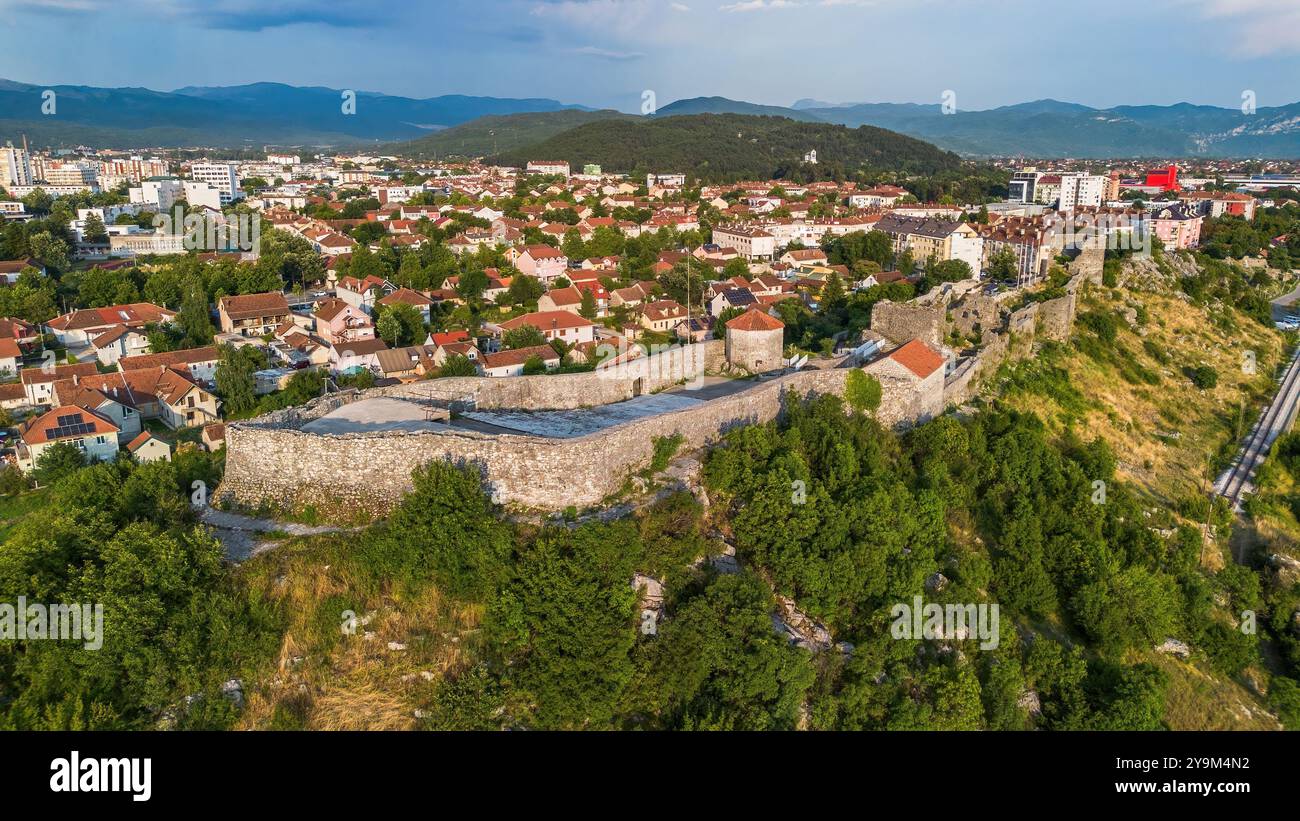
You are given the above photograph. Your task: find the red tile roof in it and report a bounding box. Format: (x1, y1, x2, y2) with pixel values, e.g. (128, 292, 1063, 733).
(481, 345, 560, 369)
(888, 338, 944, 379)
(126, 431, 166, 453)
(21, 405, 118, 445)
(47, 303, 176, 332)
(429, 330, 471, 346)
(219, 292, 290, 320)
(119, 346, 219, 372)
(499, 311, 594, 333)
(725, 307, 785, 332)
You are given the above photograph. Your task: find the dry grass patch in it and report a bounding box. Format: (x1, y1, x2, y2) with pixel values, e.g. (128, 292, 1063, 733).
(232, 533, 485, 730)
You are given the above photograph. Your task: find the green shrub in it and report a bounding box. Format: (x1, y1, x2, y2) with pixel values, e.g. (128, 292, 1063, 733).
(648, 433, 685, 474)
(845, 369, 883, 413)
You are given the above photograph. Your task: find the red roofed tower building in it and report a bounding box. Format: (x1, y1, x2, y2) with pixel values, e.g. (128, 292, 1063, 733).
(724, 307, 785, 373)
(862, 338, 947, 428)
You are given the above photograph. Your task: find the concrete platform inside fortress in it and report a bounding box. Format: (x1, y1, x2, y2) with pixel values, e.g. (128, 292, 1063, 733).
(300, 371, 798, 439)
(451, 372, 799, 438)
(300, 397, 451, 435)
(455, 392, 704, 438)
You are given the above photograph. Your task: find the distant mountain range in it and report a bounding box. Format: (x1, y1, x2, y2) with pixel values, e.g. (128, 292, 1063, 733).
(652, 96, 825, 123)
(490, 113, 961, 182)
(669, 96, 1300, 158)
(0, 78, 587, 148)
(3, 78, 1298, 158)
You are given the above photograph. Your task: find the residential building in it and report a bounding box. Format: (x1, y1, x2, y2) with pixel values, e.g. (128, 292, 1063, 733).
(189, 162, 241, 204)
(640, 299, 689, 333)
(127, 431, 172, 463)
(1149, 203, 1203, 249)
(336, 275, 397, 312)
(102, 156, 171, 184)
(0, 336, 20, 378)
(874, 214, 983, 274)
(0, 144, 33, 187)
(497, 310, 596, 346)
(538, 286, 589, 316)
(516, 245, 569, 285)
(330, 337, 389, 375)
(0, 258, 43, 284)
(218, 292, 291, 337)
(709, 287, 758, 317)
(119, 346, 220, 384)
(480, 344, 561, 378)
(90, 325, 152, 365)
(712, 226, 777, 261)
(526, 161, 571, 178)
(130, 178, 185, 211)
(377, 288, 435, 322)
(16, 406, 120, 473)
(313, 297, 375, 346)
(58, 366, 220, 430)
(45, 302, 176, 346)
(1183, 191, 1257, 221)
(20, 362, 99, 405)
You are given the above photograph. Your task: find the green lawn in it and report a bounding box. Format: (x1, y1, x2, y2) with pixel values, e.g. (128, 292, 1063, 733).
(142, 420, 203, 447)
(0, 489, 48, 541)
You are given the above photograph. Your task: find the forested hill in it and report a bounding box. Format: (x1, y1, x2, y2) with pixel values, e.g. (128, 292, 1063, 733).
(492, 113, 962, 182)
(391, 109, 637, 159)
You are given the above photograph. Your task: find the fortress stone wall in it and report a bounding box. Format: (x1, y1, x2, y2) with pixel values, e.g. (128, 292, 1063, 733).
(219, 363, 852, 516)
(362, 340, 727, 412)
(870, 301, 945, 348)
(220, 258, 1096, 518)
(937, 259, 1093, 407)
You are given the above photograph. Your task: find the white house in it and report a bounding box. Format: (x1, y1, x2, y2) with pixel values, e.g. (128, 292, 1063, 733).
(17, 406, 120, 473)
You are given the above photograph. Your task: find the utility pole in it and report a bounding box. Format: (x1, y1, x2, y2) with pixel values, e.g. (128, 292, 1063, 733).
(684, 242, 691, 346)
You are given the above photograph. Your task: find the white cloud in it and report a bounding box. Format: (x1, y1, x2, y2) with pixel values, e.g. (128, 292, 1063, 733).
(720, 0, 803, 11)
(571, 45, 646, 60)
(1196, 0, 1300, 55)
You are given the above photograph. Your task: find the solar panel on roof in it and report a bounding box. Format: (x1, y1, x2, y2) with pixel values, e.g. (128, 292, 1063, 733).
(46, 422, 94, 439)
(55, 413, 84, 427)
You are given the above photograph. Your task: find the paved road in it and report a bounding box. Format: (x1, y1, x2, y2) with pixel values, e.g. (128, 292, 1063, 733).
(1271, 282, 1300, 323)
(1214, 346, 1300, 515)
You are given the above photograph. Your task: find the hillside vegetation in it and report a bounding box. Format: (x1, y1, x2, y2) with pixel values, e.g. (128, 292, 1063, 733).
(993, 249, 1299, 729)
(492, 113, 962, 182)
(391, 109, 637, 159)
(999, 251, 1286, 508)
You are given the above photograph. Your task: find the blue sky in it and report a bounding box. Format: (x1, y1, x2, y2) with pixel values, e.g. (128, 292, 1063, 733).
(2, 0, 1299, 112)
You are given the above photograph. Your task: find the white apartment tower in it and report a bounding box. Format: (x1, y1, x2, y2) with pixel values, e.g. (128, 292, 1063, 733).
(0, 144, 33, 187)
(1058, 173, 1106, 209)
(189, 162, 242, 204)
